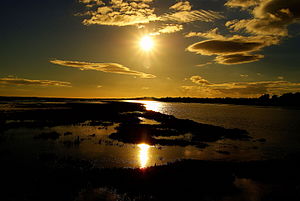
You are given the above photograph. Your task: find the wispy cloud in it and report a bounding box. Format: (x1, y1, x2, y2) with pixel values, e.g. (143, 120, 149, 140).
(161, 9, 223, 23)
(185, 28, 226, 40)
(196, 61, 213, 67)
(0, 77, 71, 87)
(170, 1, 192, 11)
(50, 59, 156, 78)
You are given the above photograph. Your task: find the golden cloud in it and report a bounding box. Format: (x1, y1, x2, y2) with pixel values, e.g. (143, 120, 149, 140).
(225, 0, 259, 8)
(79, 0, 223, 26)
(185, 28, 226, 40)
(161, 10, 223, 23)
(169, 1, 192, 11)
(50, 59, 156, 79)
(155, 24, 183, 34)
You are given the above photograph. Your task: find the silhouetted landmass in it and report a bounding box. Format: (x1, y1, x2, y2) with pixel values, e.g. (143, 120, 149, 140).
(110, 110, 250, 147)
(152, 92, 300, 107)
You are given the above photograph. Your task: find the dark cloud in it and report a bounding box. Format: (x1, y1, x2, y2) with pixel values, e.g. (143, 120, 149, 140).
(0, 77, 71, 87)
(186, 33, 279, 64)
(215, 54, 264, 65)
(50, 59, 156, 78)
(185, 0, 300, 65)
(226, 0, 300, 36)
(187, 39, 264, 56)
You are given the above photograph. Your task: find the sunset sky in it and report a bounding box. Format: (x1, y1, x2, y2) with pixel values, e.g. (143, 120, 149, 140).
(1, 0, 300, 98)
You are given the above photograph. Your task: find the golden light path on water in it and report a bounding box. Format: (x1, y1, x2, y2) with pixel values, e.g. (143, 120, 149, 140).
(137, 143, 151, 168)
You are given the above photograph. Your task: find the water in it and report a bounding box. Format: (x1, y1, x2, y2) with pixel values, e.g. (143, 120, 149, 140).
(2, 100, 300, 169)
(128, 100, 300, 159)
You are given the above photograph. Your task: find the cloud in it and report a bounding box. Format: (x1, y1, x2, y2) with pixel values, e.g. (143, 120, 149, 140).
(225, 0, 259, 8)
(182, 75, 300, 97)
(161, 9, 223, 23)
(81, 0, 158, 26)
(79, 0, 104, 7)
(196, 61, 213, 67)
(240, 74, 249, 78)
(169, 1, 192, 11)
(50, 59, 156, 78)
(156, 24, 183, 34)
(225, 0, 300, 36)
(215, 53, 264, 65)
(185, 28, 226, 40)
(187, 39, 262, 56)
(212, 81, 300, 96)
(190, 75, 211, 85)
(0, 77, 71, 87)
(186, 35, 279, 64)
(79, 0, 223, 26)
(185, 0, 300, 65)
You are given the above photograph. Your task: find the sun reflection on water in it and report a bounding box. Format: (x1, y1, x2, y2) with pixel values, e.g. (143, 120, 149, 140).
(137, 143, 150, 168)
(124, 100, 162, 112)
(143, 101, 161, 111)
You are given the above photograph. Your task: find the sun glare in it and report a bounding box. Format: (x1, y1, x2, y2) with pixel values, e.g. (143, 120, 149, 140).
(140, 35, 154, 51)
(138, 143, 150, 168)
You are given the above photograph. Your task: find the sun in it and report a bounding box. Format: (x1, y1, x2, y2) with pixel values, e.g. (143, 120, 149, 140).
(140, 35, 154, 51)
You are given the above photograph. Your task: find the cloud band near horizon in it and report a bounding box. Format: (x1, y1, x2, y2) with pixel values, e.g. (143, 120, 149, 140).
(0, 77, 71, 87)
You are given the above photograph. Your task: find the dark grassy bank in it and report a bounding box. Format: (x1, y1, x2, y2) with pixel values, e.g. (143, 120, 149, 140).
(1, 155, 300, 201)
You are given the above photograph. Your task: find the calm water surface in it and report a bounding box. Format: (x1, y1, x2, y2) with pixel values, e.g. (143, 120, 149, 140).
(2, 100, 300, 169)
(128, 100, 300, 159)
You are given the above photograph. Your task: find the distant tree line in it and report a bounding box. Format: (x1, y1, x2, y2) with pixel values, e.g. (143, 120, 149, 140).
(152, 92, 300, 107)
